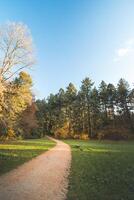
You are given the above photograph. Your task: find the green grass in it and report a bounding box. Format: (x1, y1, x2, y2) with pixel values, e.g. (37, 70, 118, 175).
(64, 139, 134, 200)
(0, 138, 55, 175)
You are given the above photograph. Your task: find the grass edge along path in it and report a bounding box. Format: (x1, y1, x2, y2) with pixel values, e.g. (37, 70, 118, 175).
(64, 139, 134, 200)
(0, 137, 56, 175)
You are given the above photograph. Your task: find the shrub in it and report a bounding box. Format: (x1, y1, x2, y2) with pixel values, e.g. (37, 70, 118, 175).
(72, 133, 89, 140)
(80, 133, 89, 140)
(7, 128, 16, 138)
(0, 128, 16, 141)
(54, 123, 70, 139)
(73, 134, 80, 139)
(97, 127, 132, 140)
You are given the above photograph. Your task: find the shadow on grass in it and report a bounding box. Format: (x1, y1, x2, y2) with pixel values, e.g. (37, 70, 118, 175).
(0, 149, 49, 160)
(0, 140, 54, 147)
(65, 140, 134, 200)
(0, 138, 56, 175)
(0, 149, 48, 175)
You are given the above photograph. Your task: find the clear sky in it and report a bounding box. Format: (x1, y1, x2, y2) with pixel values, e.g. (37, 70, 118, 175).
(0, 0, 134, 98)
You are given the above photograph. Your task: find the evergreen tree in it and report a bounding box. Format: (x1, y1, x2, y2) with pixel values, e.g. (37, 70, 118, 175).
(117, 78, 132, 128)
(80, 77, 94, 137)
(65, 83, 77, 135)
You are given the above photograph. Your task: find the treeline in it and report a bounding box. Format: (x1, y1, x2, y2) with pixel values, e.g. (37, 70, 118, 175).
(36, 78, 134, 140)
(0, 22, 37, 139)
(1, 22, 134, 141)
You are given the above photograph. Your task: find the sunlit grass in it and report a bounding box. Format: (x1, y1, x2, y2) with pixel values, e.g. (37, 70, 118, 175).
(0, 138, 55, 175)
(64, 140, 134, 200)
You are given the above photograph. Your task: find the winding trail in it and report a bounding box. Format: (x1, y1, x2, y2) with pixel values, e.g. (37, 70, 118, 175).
(0, 138, 71, 200)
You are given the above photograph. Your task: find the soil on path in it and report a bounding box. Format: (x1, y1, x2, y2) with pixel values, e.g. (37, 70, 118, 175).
(0, 138, 71, 200)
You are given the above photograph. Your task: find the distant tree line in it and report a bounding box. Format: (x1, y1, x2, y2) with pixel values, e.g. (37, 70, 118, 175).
(0, 22, 134, 140)
(36, 78, 134, 140)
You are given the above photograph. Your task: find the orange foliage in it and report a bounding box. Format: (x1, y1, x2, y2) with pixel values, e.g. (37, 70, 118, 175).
(54, 122, 70, 139)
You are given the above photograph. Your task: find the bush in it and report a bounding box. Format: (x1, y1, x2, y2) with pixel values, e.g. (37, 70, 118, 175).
(73, 134, 80, 139)
(72, 133, 89, 140)
(97, 127, 132, 140)
(80, 133, 89, 140)
(0, 128, 16, 141)
(54, 123, 71, 139)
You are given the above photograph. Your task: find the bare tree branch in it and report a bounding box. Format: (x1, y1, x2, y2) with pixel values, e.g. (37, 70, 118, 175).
(0, 22, 35, 81)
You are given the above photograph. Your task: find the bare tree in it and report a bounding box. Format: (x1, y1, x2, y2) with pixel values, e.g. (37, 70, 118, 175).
(0, 22, 35, 81)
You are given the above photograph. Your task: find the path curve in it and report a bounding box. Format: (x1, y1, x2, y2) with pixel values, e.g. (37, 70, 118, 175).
(0, 137, 71, 200)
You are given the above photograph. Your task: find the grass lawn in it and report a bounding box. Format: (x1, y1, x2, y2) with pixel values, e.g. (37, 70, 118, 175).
(0, 138, 55, 175)
(65, 140, 134, 200)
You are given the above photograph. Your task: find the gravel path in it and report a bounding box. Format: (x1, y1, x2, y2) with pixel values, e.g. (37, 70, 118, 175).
(0, 138, 71, 200)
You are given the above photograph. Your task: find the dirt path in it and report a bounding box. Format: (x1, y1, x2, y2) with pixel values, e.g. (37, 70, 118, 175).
(0, 138, 71, 200)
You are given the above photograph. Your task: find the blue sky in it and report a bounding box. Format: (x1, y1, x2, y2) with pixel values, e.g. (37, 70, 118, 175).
(0, 0, 134, 98)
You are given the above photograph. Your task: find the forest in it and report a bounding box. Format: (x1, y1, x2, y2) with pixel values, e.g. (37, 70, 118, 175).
(36, 78, 134, 140)
(1, 1, 134, 199)
(0, 22, 134, 141)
